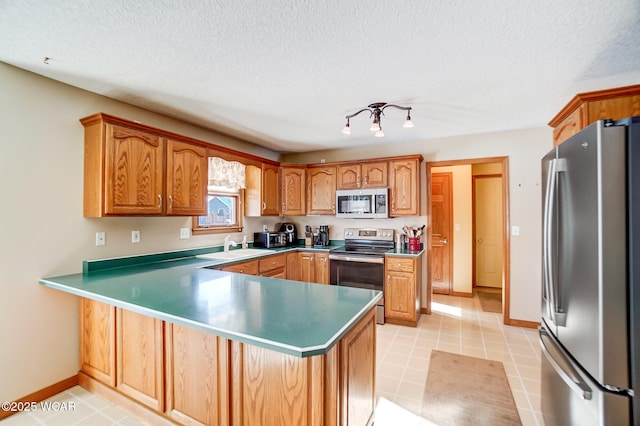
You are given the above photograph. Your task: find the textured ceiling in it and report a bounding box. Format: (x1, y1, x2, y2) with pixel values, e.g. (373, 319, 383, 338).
(1, 0, 640, 153)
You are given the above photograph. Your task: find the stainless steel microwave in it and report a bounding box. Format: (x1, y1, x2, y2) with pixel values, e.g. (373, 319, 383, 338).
(335, 188, 389, 219)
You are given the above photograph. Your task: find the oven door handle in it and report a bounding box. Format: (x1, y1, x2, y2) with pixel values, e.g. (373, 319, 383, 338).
(328, 254, 385, 264)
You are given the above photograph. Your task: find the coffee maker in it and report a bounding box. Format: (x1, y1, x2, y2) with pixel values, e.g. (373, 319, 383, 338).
(276, 222, 298, 246)
(314, 225, 330, 247)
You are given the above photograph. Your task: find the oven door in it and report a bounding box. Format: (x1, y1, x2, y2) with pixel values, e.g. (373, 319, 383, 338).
(329, 254, 385, 324)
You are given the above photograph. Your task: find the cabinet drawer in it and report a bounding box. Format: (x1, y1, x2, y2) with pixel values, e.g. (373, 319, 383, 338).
(385, 257, 415, 273)
(259, 254, 287, 274)
(220, 260, 259, 275)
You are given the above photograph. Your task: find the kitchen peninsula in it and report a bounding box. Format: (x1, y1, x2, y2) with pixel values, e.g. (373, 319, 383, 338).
(40, 252, 381, 426)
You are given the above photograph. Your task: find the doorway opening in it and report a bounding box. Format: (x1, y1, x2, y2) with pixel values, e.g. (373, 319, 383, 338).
(425, 157, 511, 325)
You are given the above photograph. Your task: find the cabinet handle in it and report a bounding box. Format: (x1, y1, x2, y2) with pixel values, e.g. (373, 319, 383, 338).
(263, 202, 266, 210)
(357, 175, 361, 187)
(391, 200, 395, 211)
(363, 175, 368, 185)
(157, 194, 162, 208)
(168, 195, 173, 208)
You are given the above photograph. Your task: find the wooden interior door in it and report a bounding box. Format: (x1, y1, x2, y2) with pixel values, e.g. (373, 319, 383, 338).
(474, 176, 503, 287)
(431, 173, 452, 294)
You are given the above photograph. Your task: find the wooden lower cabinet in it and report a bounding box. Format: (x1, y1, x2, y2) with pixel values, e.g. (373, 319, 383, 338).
(258, 253, 287, 277)
(385, 256, 422, 327)
(79, 298, 116, 386)
(314, 252, 329, 284)
(78, 299, 377, 426)
(165, 323, 229, 426)
(218, 259, 259, 275)
(298, 251, 330, 284)
(116, 308, 164, 411)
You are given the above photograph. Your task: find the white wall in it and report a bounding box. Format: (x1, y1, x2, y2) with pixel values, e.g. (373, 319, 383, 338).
(0, 63, 279, 402)
(284, 125, 552, 325)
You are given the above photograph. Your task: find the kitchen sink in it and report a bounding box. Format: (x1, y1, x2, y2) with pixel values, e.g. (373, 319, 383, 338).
(196, 249, 271, 261)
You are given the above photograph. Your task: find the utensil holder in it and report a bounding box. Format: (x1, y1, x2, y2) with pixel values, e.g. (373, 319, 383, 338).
(408, 237, 420, 251)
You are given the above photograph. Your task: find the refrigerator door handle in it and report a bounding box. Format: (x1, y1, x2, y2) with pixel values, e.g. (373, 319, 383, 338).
(540, 327, 592, 400)
(543, 158, 567, 326)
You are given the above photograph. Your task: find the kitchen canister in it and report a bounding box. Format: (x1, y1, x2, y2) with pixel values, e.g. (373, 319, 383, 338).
(408, 237, 420, 251)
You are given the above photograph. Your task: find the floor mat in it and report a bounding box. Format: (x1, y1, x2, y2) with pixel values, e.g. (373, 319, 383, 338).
(420, 350, 521, 426)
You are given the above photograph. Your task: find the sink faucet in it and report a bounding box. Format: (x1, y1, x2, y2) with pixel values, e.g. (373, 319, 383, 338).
(224, 235, 237, 252)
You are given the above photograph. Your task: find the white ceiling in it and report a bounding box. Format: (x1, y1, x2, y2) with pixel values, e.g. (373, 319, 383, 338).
(1, 0, 639, 153)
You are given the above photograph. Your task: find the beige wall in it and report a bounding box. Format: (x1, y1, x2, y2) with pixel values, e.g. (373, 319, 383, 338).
(431, 165, 473, 295)
(284, 125, 552, 326)
(0, 63, 279, 402)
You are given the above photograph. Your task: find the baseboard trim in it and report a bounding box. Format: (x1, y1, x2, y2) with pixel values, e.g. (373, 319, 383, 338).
(451, 290, 473, 298)
(506, 318, 540, 329)
(78, 372, 177, 425)
(0, 375, 78, 421)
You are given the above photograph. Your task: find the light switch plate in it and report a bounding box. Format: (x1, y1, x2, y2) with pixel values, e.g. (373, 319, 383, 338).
(95, 232, 106, 246)
(131, 230, 140, 243)
(512, 226, 520, 236)
(180, 228, 190, 239)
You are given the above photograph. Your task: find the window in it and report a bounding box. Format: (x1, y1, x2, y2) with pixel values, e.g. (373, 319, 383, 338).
(192, 157, 246, 235)
(192, 190, 243, 234)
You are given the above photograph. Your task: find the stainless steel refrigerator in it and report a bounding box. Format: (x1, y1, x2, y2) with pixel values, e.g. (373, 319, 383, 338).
(540, 117, 640, 425)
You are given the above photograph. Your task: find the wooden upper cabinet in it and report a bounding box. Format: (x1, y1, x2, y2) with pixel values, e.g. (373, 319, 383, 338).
(389, 156, 421, 216)
(337, 162, 388, 189)
(81, 114, 208, 217)
(245, 163, 280, 216)
(280, 165, 306, 216)
(165, 139, 208, 216)
(549, 84, 640, 145)
(104, 124, 164, 215)
(307, 166, 336, 215)
(261, 163, 280, 216)
(362, 161, 388, 187)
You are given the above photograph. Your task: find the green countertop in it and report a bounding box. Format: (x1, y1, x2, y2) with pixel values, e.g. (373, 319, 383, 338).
(40, 249, 381, 358)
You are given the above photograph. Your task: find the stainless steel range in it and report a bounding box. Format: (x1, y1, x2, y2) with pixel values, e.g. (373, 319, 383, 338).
(329, 228, 395, 324)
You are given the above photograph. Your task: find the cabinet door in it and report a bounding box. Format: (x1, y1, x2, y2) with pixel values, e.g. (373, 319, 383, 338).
(314, 252, 329, 284)
(336, 164, 361, 189)
(362, 161, 388, 188)
(281, 167, 306, 216)
(299, 252, 315, 283)
(307, 166, 336, 215)
(105, 124, 164, 215)
(165, 323, 229, 426)
(165, 139, 208, 216)
(258, 253, 287, 276)
(285, 251, 300, 281)
(116, 309, 164, 411)
(261, 163, 280, 216)
(385, 271, 415, 321)
(552, 105, 585, 146)
(80, 298, 116, 386)
(389, 158, 420, 216)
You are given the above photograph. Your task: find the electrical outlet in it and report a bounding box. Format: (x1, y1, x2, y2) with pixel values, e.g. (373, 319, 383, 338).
(95, 232, 106, 246)
(512, 226, 520, 236)
(180, 228, 190, 239)
(131, 230, 140, 243)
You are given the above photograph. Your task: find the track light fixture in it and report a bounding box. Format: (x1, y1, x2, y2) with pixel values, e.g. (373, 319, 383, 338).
(342, 103, 413, 137)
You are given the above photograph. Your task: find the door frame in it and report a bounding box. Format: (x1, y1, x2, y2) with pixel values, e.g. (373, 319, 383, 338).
(425, 156, 511, 325)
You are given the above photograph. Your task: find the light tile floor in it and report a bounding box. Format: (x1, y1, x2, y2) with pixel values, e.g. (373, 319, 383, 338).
(373, 292, 544, 426)
(2, 291, 543, 425)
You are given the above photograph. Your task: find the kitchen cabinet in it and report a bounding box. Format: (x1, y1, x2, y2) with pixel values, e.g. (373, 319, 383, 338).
(81, 116, 207, 217)
(79, 298, 116, 386)
(286, 251, 300, 281)
(336, 161, 388, 189)
(218, 259, 259, 276)
(280, 165, 306, 216)
(245, 163, 280, 216)
(385, 256, 422, 327)
(307, 166, 337, 215)
(314, 252, 329, 284)
(549, 84, 640, 145)
(115, 308, 164, 411)
(297, 251, 329, 284)
(258, 253, 287, 277)
(389, 156, 422, 216)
